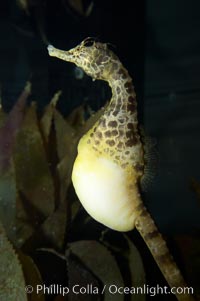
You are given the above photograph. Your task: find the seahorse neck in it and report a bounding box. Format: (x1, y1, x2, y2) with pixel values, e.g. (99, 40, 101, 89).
(106, 63, 138, 123)
(88, 63, 144, 176)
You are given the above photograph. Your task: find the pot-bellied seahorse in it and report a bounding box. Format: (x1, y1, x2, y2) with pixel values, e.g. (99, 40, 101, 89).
(47, 38, 195, 301)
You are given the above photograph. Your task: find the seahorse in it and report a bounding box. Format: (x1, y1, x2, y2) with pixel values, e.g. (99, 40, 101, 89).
(47, 38, 195, 301)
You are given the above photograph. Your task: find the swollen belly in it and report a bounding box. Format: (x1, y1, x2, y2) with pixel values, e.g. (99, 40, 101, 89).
(72, 152, 138, 231)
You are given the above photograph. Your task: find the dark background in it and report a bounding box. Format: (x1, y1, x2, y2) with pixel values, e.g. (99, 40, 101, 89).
(0, 0, 200, 236)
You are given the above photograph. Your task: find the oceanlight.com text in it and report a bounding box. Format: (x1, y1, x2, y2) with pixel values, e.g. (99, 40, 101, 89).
(25, 283, 194, 297)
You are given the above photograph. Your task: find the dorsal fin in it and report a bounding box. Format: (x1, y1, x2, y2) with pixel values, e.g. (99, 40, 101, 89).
(139, 127, 158, 192)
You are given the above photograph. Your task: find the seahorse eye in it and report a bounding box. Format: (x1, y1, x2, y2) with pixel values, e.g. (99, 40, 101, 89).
(83, 37, 95, 47)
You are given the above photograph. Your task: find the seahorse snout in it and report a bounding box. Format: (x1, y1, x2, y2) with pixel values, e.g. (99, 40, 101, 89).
(47, 44, 55, 55)
(47, 44, 75, 63)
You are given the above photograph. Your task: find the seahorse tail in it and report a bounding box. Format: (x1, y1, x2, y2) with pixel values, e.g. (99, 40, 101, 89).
(135, 206, 195, 301)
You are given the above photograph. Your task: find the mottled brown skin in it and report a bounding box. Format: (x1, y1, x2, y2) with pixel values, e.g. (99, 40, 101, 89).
(48, 38, 195, 301)
(48, 39, 144, 174)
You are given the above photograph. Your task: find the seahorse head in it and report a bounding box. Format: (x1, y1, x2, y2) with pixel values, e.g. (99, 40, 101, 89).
(48, 38, 119, 81)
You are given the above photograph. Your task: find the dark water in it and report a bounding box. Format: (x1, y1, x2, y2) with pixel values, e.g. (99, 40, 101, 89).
(0, 0, 200, 235)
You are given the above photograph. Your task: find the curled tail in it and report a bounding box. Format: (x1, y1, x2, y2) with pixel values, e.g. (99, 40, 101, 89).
(135, 206, 195, 301)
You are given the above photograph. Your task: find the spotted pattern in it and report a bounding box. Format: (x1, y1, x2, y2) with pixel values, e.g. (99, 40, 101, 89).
(80, 56, 144, 177)
(87, 80, 144, 175)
